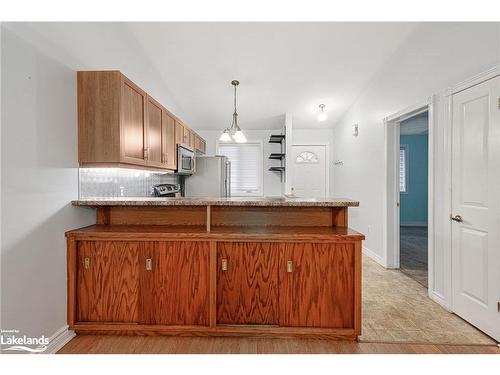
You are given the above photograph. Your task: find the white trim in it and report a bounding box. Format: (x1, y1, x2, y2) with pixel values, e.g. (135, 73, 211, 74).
(429, 290, 451, 312)
(363, 246, 386, 268)
(448, 64, 499, 95)
(383, 96, 435, 276)
(45, 325, 75, 354)
(291, 143, 330, 198)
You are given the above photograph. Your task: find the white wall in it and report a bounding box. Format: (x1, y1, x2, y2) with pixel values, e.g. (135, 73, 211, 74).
(0, 27, 95, 345)
(333, 23, 500, 305)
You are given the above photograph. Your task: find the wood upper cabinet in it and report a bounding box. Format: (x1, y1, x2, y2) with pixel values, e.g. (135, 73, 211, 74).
(279, 243, 355, 328)
(139, 241, 210, 326)
(217, 242, 280, 325)
(145, 96, 163, 167)
(77, 240, 141, 323)
(162, 114, 176, 170)
(194, 134, 206, 154)
(77, 71, 205, 171)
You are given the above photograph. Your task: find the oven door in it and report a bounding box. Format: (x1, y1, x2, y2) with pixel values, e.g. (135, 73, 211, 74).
(177, 145, 195, 174)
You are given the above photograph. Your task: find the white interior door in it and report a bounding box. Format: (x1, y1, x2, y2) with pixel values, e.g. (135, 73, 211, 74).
(451, 75, 500, 341)
(291, 145, 328, 198)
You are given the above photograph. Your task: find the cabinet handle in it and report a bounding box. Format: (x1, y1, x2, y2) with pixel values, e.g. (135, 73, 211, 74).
(143, 148, 149, 160)
(221, 258, 228, 271)
(145, 258, 153, 271)
(84, 257, 90, 269)
(287, 260, 293, 273)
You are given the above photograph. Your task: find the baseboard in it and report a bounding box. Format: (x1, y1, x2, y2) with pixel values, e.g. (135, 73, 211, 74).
(45, 325, 75, 354)
(400, 223, 428, 227)
(362, 246, 386, 268)
(428, 290, 451, 311)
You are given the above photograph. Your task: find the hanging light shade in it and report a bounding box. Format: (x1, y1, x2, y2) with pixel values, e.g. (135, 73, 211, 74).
(219, 80, 247, 143)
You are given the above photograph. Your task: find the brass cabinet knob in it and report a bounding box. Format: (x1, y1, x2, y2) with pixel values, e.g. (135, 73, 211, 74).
(145, 258, 153, 271)
(84, 257, 90, 269)
(287, 260, 293, 273)
(221, 258, 228, 271)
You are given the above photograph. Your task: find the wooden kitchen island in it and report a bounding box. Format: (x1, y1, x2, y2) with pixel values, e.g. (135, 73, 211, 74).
(67, 197, 364, 340)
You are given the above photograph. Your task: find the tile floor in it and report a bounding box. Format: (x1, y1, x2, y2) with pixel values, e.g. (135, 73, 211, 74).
(400, 226, 428, 287)
(360, 255, 496, 345)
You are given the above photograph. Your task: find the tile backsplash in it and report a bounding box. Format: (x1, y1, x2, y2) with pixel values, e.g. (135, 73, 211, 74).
(79, 168, 178, 198)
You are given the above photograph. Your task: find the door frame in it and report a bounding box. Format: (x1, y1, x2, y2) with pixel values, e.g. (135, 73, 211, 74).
(291, 143, 330, 197)
(383, 97, 435, 290)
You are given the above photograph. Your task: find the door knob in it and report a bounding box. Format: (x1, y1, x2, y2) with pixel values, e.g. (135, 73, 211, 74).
(450, 214, 464, 223)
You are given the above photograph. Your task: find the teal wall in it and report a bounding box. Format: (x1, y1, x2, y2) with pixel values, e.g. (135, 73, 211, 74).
(400, 134, 428, 225)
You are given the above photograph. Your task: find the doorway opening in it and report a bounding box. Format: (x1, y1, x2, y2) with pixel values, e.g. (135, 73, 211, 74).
(399, 112, 429, 288)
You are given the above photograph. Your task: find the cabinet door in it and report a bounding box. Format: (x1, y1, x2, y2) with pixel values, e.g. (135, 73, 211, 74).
(175, 121, 184, 146)
(194, 134, 206, 154)
(77, 241, 141, 323)
(139, 241, 210, 326)
(217, 242, 280, 325)
(279, 243, 354, 328)
(121, 77, 147, 165)
(145, 96, 164, 168)
(162, 113, 176, 170)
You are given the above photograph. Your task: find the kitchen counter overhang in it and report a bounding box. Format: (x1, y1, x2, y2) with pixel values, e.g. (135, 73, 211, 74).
(72, 196, 360, 207)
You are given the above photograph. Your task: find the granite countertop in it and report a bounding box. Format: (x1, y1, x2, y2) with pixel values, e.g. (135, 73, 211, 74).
(72, 197, 360, 207)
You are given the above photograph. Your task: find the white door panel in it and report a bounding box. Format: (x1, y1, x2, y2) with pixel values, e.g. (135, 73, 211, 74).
(451, 75, 500, 341)
(291, 145, 328, 198)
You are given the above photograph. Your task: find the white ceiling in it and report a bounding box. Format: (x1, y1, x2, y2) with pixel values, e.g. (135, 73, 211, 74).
(6, 22, 419, 130)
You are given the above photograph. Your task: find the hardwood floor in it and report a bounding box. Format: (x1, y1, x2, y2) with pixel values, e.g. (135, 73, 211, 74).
(57, 335, 500, 354)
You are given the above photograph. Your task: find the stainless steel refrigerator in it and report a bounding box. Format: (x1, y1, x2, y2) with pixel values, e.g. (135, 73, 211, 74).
(184, 156, 231, 197)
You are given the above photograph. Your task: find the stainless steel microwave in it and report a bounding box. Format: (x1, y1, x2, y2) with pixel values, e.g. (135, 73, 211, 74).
(176, 145, 195, 175)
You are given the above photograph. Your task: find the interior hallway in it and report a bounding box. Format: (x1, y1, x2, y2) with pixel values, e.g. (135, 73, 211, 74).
(399, 226, 428, 287)
(361, 256, 494, 345)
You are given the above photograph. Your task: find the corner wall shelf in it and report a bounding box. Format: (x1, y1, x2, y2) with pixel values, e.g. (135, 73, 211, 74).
(269, 153, 285, 160)
(268, 166, 285, 172)
(269, 134, 286, 143)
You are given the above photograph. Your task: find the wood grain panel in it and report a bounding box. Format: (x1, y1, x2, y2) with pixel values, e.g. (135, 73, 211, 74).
(175, 121, 184, 146)
(108, 206, 207, 225)
(211, 206, 334, 227)
(217, 242, 280, 325)
(139, 241, 210, 326)
(146, 96, 163, 166)
(279, 242, 355, 328)
(162, 113, 176, 169)
(77, 241, 140, 323)
(77, 71, 121, 163)
(121, 78, 146, 163)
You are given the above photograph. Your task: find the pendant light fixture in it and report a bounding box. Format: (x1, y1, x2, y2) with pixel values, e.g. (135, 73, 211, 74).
(317, 104, 327, 122)
(219, 80, 247, 143)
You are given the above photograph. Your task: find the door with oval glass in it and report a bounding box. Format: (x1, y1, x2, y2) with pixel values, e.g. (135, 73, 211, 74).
(291, 145, 328, 198)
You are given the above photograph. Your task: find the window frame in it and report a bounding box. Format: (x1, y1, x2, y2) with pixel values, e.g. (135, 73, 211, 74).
(399, 144, 409, 194)
(216, 140, 264, 197)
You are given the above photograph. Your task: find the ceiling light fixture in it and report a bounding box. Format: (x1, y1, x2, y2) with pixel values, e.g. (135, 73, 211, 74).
(219, 80, 247, 143)
(317, 104, 327, 122)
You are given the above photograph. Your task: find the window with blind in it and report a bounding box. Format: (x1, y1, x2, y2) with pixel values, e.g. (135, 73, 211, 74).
(217, 142, 263, 196)
(400, 145, 408, 193)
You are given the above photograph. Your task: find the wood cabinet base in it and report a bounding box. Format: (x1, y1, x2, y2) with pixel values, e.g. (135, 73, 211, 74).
(72, 324, 357, 340)
(66, 206, 364, 341)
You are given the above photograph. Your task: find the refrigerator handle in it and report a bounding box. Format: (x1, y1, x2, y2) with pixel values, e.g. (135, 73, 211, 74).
(225, 160, 231, 197)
